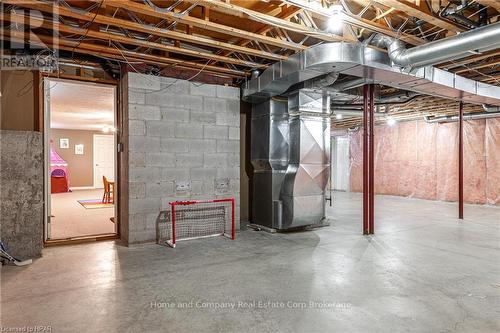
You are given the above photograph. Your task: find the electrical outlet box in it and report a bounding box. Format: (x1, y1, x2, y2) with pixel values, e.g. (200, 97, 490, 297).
(215, 178, 230, 192)
(175, 180, 191, 192)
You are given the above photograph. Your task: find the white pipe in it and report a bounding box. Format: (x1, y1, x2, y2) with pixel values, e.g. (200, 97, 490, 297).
(424, 111, 500, 123)
(482, 104, 500, 112)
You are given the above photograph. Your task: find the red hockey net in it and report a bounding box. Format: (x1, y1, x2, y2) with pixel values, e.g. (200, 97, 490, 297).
(164, 198, 235, 248)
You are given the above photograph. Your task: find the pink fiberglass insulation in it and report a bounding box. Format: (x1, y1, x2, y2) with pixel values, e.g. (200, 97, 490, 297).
(486, 118, 500, 205)
(348, 118, 500, 205)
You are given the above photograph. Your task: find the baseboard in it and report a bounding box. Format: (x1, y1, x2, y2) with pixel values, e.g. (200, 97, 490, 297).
(70, 186, 95, 190)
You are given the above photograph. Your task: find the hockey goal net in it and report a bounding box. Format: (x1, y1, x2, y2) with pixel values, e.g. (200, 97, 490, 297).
(162, 198, 235, 248)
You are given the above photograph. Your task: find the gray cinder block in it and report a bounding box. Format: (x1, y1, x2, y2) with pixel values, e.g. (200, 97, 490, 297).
(204, 97, 227, 113)
(175, 153, 204, 168)
(161, 138, 189, 153)
(129, 120, 146, 136)
(129, 104, 161, 120)
(217, 140, 239, 153)
(204, 125, 228, 139)
(216, 85, 240, 100)
(146, 152, 175, 167)
(191, 83, 216, 97)
(128, 72, 161, 90)
(129, 136, 160, 152)
(161, 107, 190, 122)
(188, 139, 216, 153)
(175, 123, 203, 139)
(146, 121, 175, 138)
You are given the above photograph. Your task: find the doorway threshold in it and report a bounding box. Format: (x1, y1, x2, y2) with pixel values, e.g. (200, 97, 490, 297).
(45, 233, 118, 246)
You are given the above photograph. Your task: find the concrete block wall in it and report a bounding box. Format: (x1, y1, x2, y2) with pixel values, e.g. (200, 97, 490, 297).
(127, 73, 240, 243)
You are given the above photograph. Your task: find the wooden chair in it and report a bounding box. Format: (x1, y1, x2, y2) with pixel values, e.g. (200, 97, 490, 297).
(102, 176, 115, 204)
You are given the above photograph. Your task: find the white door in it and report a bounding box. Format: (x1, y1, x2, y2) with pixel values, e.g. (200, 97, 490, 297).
(333, 137, 350, 191)
(93, 134, 115, 188)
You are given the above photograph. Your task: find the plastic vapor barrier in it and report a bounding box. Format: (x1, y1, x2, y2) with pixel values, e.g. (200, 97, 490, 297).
(348, 118, 499, 205)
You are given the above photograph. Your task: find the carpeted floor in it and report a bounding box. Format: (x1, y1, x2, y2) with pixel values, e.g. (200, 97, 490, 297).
(50, 189, 116, 239)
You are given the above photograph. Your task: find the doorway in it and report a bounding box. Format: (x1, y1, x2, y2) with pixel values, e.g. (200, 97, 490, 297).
(43, 78, 118, 241)
(332, 136, 350, 191)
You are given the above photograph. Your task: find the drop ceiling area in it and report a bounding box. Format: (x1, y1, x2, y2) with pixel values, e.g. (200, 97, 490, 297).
(49, 79, 115, 131)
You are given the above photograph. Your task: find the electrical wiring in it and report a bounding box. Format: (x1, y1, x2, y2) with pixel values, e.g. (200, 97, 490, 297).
(108, 40, 221, 93)
(70, 0, 103, 57)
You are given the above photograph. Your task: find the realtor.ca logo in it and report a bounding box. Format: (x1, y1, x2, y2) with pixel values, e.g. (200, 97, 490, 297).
(1, 5, 59, 71)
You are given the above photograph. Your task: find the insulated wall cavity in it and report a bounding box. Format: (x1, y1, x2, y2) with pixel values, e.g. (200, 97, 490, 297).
(348, 118, 500, 205)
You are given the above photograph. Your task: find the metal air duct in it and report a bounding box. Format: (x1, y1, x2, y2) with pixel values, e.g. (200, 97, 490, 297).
(372, 21, 500, 68)
(250, 90, 330, 230)
(482, 104, 500, 112)
(243, 42, 500, 107)
(424, 111, 500, 123)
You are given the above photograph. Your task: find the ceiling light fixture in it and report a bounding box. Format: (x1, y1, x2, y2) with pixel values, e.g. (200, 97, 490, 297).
(328, 4, 344, 33)
(387, 117, 396, 126)
(335, 113, 343, 120)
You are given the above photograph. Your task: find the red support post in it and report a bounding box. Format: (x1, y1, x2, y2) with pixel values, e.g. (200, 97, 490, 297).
(369, 84, 375, 234)
(363, 85, 369, 234)
(171, 203, 176, 247)
(231, 198, 235, 240)
(458, 101, 464, 219)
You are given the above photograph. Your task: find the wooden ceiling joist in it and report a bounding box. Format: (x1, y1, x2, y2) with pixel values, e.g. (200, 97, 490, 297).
(281, 0, 425, 45)
(2, 29, 247, 77)
(373, 0, 464, 33)
(454, 58, 500, 73)
(181, 0, 356, 43)
(4, 0, 286, 62)
(103, 0, 307, 51)
(4, 12, 265, 69)
(439, 50, 500, 70)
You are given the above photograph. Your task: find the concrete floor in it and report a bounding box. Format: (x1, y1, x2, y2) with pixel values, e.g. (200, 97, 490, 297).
(1, 192, 499, 333)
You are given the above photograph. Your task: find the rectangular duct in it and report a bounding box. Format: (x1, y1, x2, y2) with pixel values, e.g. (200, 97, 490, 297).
(251, 90, 330, 230)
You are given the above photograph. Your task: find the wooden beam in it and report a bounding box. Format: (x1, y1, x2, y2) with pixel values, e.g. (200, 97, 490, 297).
(5, 0, 286, 61)
(454, 58, 500, 74)
(223, 6, 303, 55)
(280, 0, 425, 45)
(4, 12, 266, 69)
(373, 0, 463, 33)
(103, 0, 307, 51)
(210, 5, 302, 67)
(439, 50, 500, 70)
(182, 0, 355, 43)
(1, 29, 247, 77)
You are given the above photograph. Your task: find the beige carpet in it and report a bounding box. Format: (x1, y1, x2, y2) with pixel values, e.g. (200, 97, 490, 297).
(50, 189, 116, 239)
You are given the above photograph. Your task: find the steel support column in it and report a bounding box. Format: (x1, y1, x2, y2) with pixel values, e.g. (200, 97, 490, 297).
(363, 85, 369, 234)
(368, 84, 375, 234)
(363, 84, 376, 234)
(458, 101, 464, 219)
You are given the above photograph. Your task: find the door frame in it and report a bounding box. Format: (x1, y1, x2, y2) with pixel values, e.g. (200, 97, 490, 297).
(42, 75, 120, 244)
(93, 134, 115, 189)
